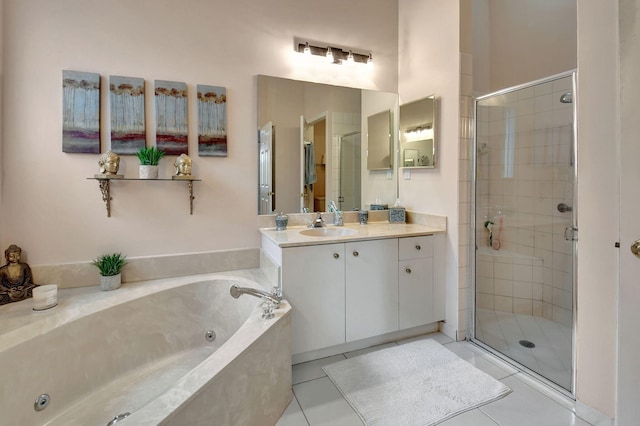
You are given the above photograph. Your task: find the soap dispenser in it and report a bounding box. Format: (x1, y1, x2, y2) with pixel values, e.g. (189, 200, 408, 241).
(275, 212, 288, 231)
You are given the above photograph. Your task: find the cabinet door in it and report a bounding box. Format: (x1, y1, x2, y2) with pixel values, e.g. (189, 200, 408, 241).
(282, 244, 345, 355)
(399, 258, 434, 329)
(346, 239, 398, 341)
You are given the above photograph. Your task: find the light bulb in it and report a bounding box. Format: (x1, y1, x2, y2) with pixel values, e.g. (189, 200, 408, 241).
(303, 42, 311, 55)
(367, 53, 373, 66)
(346, 50, 354, 64)
(326, 47, 334, 63)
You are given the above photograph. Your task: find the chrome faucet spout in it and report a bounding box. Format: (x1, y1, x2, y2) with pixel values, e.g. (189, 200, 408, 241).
(309, 212, 325, 228)
(230, 284, 281, 307)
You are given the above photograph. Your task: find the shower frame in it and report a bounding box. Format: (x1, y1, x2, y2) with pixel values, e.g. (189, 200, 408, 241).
(469, 70, 578, 398)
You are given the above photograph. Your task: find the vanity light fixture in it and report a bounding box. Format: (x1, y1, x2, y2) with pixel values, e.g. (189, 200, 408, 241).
(296, 40, 372, 65)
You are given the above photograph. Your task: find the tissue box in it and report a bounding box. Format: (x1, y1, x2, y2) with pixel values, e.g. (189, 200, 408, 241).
(389, 207, 406, 223)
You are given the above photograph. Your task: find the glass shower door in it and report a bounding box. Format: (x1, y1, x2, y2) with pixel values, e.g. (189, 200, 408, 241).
(338, 132, 361, 211)
(474, 73, 576, 392)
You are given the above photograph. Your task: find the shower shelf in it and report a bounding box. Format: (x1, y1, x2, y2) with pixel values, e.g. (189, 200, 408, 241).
(87, 177, 201, 217)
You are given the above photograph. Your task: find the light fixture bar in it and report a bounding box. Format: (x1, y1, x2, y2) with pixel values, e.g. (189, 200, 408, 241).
(296, 41, 372, 65)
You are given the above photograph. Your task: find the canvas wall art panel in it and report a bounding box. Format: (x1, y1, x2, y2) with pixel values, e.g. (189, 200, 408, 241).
(63, 70, 101, 153)
(197, 85, 227, 156)
(110, 75, 146, 154)
(155, 80, 188, 155)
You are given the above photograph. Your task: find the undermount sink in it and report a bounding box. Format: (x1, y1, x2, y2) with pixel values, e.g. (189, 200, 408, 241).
(299, 227, 358, 237)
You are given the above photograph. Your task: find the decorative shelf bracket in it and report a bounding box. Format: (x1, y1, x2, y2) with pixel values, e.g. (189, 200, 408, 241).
(98, 179, 112, 217)
(88, 177, 201, 217)
(188, 181, 195, 215)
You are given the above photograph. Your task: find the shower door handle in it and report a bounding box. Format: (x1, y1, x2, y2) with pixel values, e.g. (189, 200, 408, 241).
(564, 227, 578, 241)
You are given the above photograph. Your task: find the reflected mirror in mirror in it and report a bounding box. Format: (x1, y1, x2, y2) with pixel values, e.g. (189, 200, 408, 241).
(257, 75, 398, 215)
(367, 109, 393, 171)
(399, 95, 437, 168)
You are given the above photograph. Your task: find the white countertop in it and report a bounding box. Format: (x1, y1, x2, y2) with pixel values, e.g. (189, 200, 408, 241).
(260, 221, 446, 248)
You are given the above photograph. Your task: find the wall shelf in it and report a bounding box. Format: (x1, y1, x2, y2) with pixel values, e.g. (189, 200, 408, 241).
(87, 177, 202, 217)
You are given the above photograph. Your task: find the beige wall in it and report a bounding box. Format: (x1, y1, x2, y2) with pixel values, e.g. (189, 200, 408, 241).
(0, 0, 398, 265)
(473, 0, 577, 94)
(398, 0, 460, 338)
(575, 1, 619, 419)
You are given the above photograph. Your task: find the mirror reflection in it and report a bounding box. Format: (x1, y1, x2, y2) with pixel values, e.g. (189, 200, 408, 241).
(257, 75, 398, 215)
(399, 96, 437, 168)
(366, 110, 393, 171)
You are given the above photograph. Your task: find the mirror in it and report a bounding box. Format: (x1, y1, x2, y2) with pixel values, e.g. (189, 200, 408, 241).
(367, 110, 393, 170)
(257, 75, 398, 215)
(399, 96, 437, 168)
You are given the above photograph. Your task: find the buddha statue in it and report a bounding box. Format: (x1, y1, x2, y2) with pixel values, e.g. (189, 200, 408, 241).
(97, 150, 122, 177)
(173, 154, 193, 177)
(0, 244, 38, 305)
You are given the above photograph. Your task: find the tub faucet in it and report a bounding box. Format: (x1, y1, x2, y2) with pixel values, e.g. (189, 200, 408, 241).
(309, 212, 325, 228)
(328, 200, 343, 226)
(229, 284, 282, 308)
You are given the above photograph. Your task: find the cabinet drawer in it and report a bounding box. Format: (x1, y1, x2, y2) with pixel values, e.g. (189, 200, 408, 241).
(399, 235, 433, 260)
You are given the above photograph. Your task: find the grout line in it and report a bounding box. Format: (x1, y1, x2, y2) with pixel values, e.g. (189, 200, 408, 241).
(291, 391, 311, 426)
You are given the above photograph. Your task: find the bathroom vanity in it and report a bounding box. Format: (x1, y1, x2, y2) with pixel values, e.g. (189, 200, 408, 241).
(260, 220, 446, 359)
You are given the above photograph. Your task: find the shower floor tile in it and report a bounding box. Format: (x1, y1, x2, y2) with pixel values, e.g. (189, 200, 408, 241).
(475, 308, 572, 390)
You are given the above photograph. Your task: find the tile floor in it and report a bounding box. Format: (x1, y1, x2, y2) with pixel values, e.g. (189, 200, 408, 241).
(276, 332, 590, 426)
(475, 308, 572, 390)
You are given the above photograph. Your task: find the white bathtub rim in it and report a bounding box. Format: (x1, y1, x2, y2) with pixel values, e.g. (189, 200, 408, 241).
(0, 272, 271, 354)
(124, 300, 291, 425)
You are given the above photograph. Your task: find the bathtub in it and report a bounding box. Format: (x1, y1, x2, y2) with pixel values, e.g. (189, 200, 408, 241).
(0, 274, 292, 426)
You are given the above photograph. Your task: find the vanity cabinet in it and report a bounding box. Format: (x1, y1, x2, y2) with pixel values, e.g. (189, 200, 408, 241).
(278, 234, 444, 356)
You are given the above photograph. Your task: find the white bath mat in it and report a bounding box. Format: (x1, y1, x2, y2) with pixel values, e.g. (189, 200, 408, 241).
(322, 339, 511, 426)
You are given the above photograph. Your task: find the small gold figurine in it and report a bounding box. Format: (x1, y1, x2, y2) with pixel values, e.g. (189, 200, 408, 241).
(172, 154, 193, 179)
(0, 244, 38, 305)
(96, 150, 123, 178)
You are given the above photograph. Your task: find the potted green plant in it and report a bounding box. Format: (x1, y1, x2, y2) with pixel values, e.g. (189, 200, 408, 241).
(92, 253, 127, 291)
(136, 147, 165, 179)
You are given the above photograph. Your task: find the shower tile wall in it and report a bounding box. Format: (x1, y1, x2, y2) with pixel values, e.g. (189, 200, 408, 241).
(475, 77, 574, 328)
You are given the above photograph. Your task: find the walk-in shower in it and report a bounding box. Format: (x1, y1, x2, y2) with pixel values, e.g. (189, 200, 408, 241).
(473, 72, 577, 394)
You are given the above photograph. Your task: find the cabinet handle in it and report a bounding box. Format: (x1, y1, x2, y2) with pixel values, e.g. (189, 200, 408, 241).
(415, 245, 421, 251)
(405, 268, 412, 274)
(353, 251, 359, 257)
(333, 253, 340, 259)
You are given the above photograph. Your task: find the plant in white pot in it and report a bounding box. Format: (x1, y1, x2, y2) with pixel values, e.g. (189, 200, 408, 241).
(136, 147, 165, 179)
(92, 253, 127, 291)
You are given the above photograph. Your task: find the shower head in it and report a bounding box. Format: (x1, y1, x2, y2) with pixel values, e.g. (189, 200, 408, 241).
(560, 92, 573, 103)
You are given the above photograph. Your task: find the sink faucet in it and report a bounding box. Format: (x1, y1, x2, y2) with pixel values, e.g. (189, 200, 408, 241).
(328, 200, 343, 226)
(309, 212, 325, 228)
